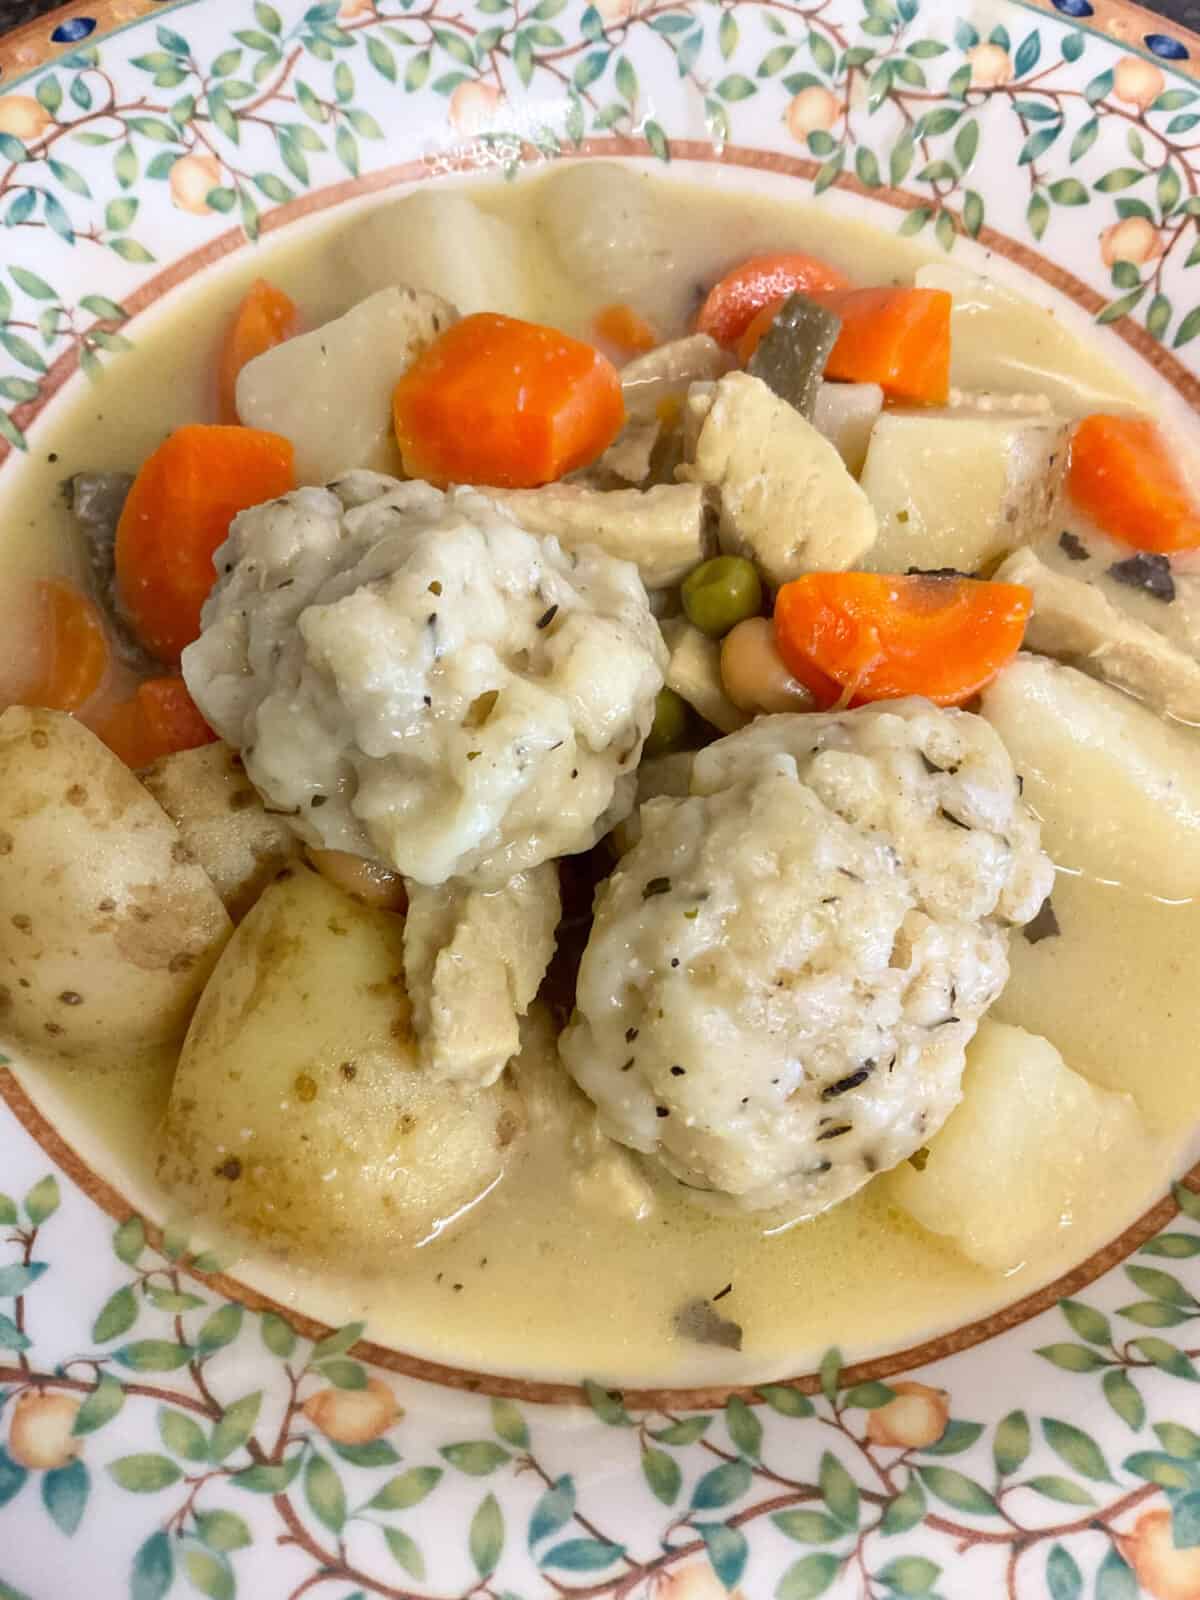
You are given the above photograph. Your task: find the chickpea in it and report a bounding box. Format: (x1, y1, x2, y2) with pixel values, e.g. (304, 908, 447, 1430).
(720, 618, 816, 715)
(307, 848, 408, 912)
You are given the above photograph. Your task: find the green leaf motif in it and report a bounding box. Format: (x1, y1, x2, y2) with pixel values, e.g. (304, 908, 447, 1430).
(73, 1373, 125, 1437)
(158, 1407, 207, 1462)
(1172, 1490, 1200, 1550)
(1042, 1418, 1112, 1482)
(841, 1382, 894, 1411)
(1127, 1264, 1198, 1308)
(716, 75, 757, 103)
(10, 267, 57, 302)
(0, 1264, 47, 1298)
(229, 1456, 301, 1493)
(876, 1555, 940, 1595)
(1059, 1299, 1111, 1346)
(777, 1552, 840, 1600)
(333, 1439, 400, 1468)
(0, 1196, 16, 1227)
(310, 1321, 365, 1364)
(304, 1451, 346, 1535)
(1133, 1337, 1200, 1380)
(993, 1411, 1030, 1477)
(819, 1348, 842, 1404)
(819, 1451, 859, 1530)
(382, 1526, 425, 1579)
(697, 1521, 749, 1589)
(441, 1440, 511, 1476)
(194, 1510, 251, 1553)
(582, 1379, 631, 1427)
(653, 1415, 712, 1445)
(182, 1546, 234, 1600)
(641, 1444, 681, 1506)
(725, 1394, 763, 1458)
(1035, 1343, 1111, 1373)
(260, 1312, 296, 1359)
(528, 1474, 574, 1546)
(919, 1419, 983, 1457)
(367, 1466, 442, 1511)
(0, 1445, 27, 1509)
(1022, 1475, 1096, 1506)
(92, 1286, 138, 1344)
(1095, 1549, 1137, 1600)
(24, 1176, 59, 1226)
(1174, 1183, 1200, 1221)
(114, 1341, 192, 1372)
(131, 1530, 174, 1600)
(691, 1458, 752, 1512)
(1155, 1422, 1200, 1459)
(1120, 1300, 1193, 1328)
(1174, 306, 1200, 349)
(144, 1287, 205, 1314)
(110, 1219, 146, 1272)
(318, 1358, 367, 1390)
(1045, 1543, 1083, 1600)
(108, 1454, 183, 1493)
(210, 1391, 262, 1464)
(42, 1459, 89, 1537)
(880, 1472, 926, 1536)
(1095, 168, 1146, 193)
(1102, 1369, 1145, 1432)
(541, 1537, 624, 1572)
(773, 1509, 844, 1544)
(1143, 1232, 1200, 1258)
(1124, 1450, 1194, 1489)
(916, 1466, 998, 1517)
(470, 1492, 504, 1579)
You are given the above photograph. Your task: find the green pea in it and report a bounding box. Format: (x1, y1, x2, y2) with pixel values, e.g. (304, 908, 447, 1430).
(681, 556, 763, 639)
(644, 688, 688, 757)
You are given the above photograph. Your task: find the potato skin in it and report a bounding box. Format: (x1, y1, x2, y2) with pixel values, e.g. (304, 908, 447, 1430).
(0, 706, 231, 1057)
(156, 864, 520, 1266)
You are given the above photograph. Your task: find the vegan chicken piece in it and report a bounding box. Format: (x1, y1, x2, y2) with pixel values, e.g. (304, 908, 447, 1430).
(560, 704, 1052, 1216)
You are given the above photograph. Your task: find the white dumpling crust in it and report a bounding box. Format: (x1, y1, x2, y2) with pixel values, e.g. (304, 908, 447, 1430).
(560, 702, 1053, 1216)
(183, 472, 666, 888)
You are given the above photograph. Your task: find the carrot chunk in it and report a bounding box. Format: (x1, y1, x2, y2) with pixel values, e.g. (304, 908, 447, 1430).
(22, 578, 110, 712)
(115, 423, 295, 664)
(392, 313, 624, 489)
(695, 252, 851, 348)
(809, 287, 952, 405)
(94, 677, 215, 770)
(593, 303, 658, 356)
(773, 572, 1031, 709)
(1068, 414, 1200, 553)
(217, 278, 298, 424)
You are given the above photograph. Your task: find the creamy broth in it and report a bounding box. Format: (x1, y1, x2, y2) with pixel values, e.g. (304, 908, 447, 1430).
(0, 170, 1193, 1386)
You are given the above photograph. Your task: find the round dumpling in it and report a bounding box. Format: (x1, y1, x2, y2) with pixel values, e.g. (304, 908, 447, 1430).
(560, 702, 1053, 1217)
(184, 473, 666, 888)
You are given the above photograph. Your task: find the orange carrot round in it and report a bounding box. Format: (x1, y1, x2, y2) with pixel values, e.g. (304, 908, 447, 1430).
(94, 677, 214, 770)
(21, 578, 111, 713)
(773, 572, 1031, 709)
(593, 303, 658, 356)
(93, 698, 159, 771)
(115, 423, 295, 664)
(392, 313, 624, 489)
(695, 251, 851, 348)
(813, 287, 951, 406)
(217, 278, 298, 424)
(1068, 414, 1200, 553)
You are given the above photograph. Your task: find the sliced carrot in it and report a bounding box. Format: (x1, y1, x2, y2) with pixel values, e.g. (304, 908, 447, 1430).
(392, 312, 624, 489)
(773, 572, 1031, 709)
(115, 423, 295, 664)
(1068, 414, 1200, 553)
(695, 251, 851, 348)
(803, 287, 952, 406)
(21, 578, 111, 712)
(593, 302, 658, 356)
(217, 278, 298, 424)
(94, 677, 215, 770)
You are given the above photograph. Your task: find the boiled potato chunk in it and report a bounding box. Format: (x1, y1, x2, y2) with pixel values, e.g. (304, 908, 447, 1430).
(859, 411, 1067, 574)
(915, 263, 1144, 415)
(141, 742, 298, 922)
(236, 286, 456, 484)
(0, 707, 231, 1057)
(981, 654, 1200, 898)
(335, 189, 535, 320)
(888, 1019, 1151, 1273)
(536, 162, 680, 317)
(157, 865, 520, 1266)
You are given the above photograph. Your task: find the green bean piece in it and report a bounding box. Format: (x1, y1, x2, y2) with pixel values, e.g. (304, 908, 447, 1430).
(644, 687, 689, 757)
(681, 555, 763, 639)
(748, 291, 842, 420)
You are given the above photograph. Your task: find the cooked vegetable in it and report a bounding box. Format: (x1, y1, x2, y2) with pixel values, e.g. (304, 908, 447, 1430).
(142, 741, 299, 922)
(308, 849, 407, 912)
(997, 546, 1200, 726)
(594, 302, 657, 355)
(1068, 414, 1200, 553)
(743, 293, 842, 420)
(859, 410, 1069, 574)
(981, 653, 1200, 899)
(95, 678, 214, 770)
(0, 706, 231, 1056)
(812, 381, 883, 476)
(336, 188, 534, 320)
(680, 372, 878, 586)
(720, 616, 816, 715)
(660, 618, 749, 735)
(644, 686, 689, 756)
(216, 278, 297, 424)
(21, 578, 110, 713)
(619, 333, 731, 415)
(392, 313, 624, 489)
(773, 572, 1031, 708)
(115, 423, 295, 663)
(536, 162, 680, 313)
(157, 864, 521, 1266)
(695, 251, 850, 347)
(811, 287, 952, 406)
(681, 555, 763, 639)
(888, 1019, 1152, 1273)
(236, 286, 455, 485)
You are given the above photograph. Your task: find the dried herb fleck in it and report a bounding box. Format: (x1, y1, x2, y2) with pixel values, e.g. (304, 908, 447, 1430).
(643, 876, 672, 899)
(1023, 896, 1061, 945)
(673, 1297, 743, 1351)
(1059, 530, 1090, 562)
(908, 1146, 930, 1172)
(1108, 552, 1175, 603)
(821, 1065, 872, 1100)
